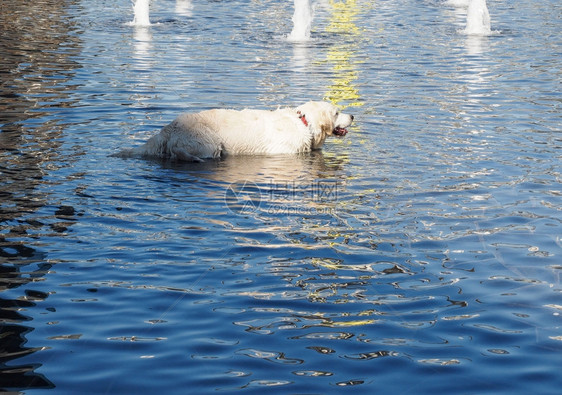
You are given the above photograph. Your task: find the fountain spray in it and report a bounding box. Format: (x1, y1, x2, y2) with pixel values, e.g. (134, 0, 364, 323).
(462, 0, 491, 35)
(287, 0, 313, 41)
(132, 0, 151, 26)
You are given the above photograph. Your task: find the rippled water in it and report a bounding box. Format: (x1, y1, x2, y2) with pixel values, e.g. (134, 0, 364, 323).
(1, 0, 560, 393)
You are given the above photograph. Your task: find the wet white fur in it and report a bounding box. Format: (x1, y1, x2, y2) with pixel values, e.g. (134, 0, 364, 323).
(116, 101, 353, 162)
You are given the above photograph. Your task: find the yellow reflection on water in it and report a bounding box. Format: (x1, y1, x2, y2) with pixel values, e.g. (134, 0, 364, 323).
(323, 0, 365, 110)
(326, 0, 362, 35)
(329, 319, 377, 327)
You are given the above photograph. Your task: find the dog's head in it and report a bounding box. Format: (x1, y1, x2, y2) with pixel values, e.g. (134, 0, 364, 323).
(296, 101, 354, 149)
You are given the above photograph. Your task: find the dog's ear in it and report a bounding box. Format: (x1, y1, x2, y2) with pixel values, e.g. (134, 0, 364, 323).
(319, 110, 335, 136)
(321, 121, 333, 135)
(297, 102, 333, 136)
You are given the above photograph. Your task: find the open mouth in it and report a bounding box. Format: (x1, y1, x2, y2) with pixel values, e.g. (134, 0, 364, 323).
(333, 127, 348, 136)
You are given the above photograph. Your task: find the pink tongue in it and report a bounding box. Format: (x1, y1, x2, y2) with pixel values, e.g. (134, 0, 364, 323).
(334, 127, 348, 136)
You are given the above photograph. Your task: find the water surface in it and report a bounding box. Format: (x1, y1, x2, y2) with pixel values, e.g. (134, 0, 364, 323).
(1, 0, 560, 393)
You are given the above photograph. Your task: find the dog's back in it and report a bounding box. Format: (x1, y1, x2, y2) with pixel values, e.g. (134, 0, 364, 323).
(113, 107, 310, 161)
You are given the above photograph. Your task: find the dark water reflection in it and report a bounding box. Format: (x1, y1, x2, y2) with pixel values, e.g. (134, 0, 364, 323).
(1, 0, 561, 393)
(0, 0, 82, 390)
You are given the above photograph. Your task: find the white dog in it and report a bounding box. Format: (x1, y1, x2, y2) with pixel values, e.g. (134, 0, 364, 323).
(115, 101, 353, 162)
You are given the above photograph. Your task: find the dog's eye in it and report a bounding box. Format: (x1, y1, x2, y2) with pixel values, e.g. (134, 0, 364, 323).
(335, 111, 339, 116)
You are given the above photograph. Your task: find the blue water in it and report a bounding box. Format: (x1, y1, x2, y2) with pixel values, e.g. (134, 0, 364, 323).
(1, 0, 561, 393)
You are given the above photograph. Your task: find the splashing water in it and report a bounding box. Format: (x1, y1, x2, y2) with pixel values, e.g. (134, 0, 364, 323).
(462, 0, 491, 35)
(287, 0, 313, 42)
(131, 0, 150, 26)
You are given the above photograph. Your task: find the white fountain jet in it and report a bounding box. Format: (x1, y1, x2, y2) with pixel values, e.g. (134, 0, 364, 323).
(287, 0, 313, 42)
(445, 0, 470, 8)
(176, 0, 193, 17)
(131, 0, 151, 26)
(462, 0, 491, 35)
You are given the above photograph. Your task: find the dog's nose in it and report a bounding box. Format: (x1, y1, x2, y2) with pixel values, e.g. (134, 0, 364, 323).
(351, 115, 354, 121)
